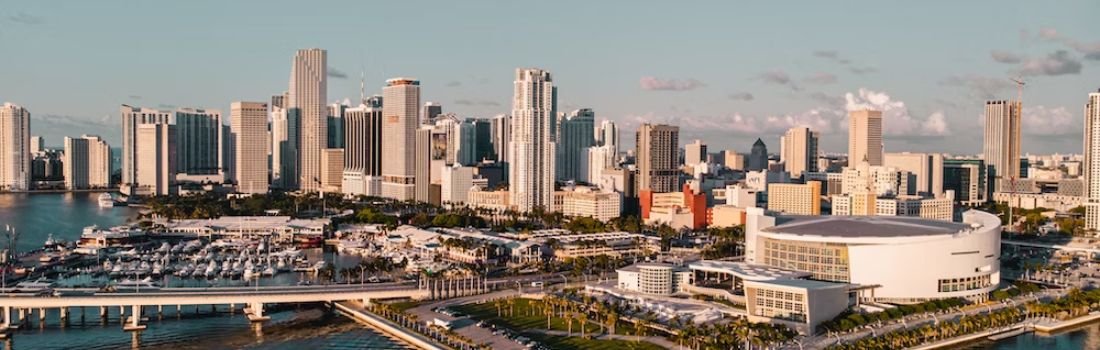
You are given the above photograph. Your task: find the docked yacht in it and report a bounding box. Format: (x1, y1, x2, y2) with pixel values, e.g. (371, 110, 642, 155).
(98, 193, 116, 208)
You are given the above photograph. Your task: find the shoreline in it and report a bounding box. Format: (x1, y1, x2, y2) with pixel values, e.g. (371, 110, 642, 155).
(912, 313, 1100, 350)
(0, 189, 118, 194)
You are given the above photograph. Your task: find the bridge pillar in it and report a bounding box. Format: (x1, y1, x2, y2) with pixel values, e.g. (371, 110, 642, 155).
(229, 303, 235, 314)
(12, 308, 24, 329)
(157, 305, 163, 317)
(246, 302, 269, 322)
(59, 307, 68, 326)
(37, 308, 45, 326)
(0, 306, 9, 330)
(123, 305, 146, 331)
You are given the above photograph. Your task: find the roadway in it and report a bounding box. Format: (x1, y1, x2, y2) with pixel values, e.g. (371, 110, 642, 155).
(0, 282, 427, 308)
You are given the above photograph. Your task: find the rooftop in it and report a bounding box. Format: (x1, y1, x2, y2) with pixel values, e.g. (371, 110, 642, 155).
(688, 260, 812, 281)
(744, 278, 849, 291)
(762, 215, 970, 238)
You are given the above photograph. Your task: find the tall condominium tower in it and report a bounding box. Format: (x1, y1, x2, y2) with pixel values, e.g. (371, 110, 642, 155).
(174, 107, 223, 176)
(780, 127, 819, 178)
(231, 101, 269, 194)
(491, 114, 511, 163)
(381, 78, 420, 201)
(271, 93, 299, 189)
(596, 119, 619, 153)
(636, 123, 679, 193)
(684, 139, 707, 165)
(1084, 91, 1100, 232)
(849, 109, 883, 166)
(0, 103, 30, 191)
(63, 135, 110, 190)
(289, 48, 327, 192)
(983, 100, 1022, 191)
(747, 138, 768, 171)
(509, 68, 557, 212)
(557, 108, 595, 182)
(136, 123, 176, 196)
(121, 104, 171, 196)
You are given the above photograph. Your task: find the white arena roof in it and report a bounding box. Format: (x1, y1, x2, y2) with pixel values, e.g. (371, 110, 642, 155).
(688, 260, 812, 281)
(762, 215, 971, 238)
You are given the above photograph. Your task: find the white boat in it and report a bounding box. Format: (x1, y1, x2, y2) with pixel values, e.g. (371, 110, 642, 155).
(98, 193, 116, 208)
(262, 265, 276, 277)
(114, 278, 160, 291)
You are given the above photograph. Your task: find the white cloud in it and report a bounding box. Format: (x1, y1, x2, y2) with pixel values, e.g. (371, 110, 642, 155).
(1022, 105, 1076, 136)
(844, 88, 949, 136)
(639, 77, 705, 91)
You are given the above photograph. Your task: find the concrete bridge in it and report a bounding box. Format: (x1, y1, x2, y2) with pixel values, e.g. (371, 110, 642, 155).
(0, 277, 490, 335)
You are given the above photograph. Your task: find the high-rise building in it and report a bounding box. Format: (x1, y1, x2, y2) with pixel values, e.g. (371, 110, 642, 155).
(231, 101, 269, 194)
(422, 102, 442, 124)
(944, 158, 987, 206)
(1084, 91, 1100, 232)
(491, 114, 511, 163)
(557, 108, 595, 182)
(885, 152, 944, 197)
(509, 68, 557, 212)
(63, 135, 110, 190)
(441, 164, 476, 205)
(135, 123, 176, 196)
(472, 118, 494, 162)
(724, 150, 745, 171)
(848, 109, 883, 166)
(0, 103, 30, 191)
(983, 100, 1022, 192)
(381, 78, 420, 201)
(342, 102, 383, 196)
(174, 108, 224, 177)
(289, 48, 327, 192)
(767, 181, 822, 215)
(455, 119, 478, 166)
(30, 136, 43, 154)
(636, 124, 679, 193)
(747, 138, 768, 171)
(271, 93, 299, 190)
(684, 139, 707, 166)
(587, 144, 618, 187)
(121, 104, 171, 196)
(596, 119, 619, 153)
(327, 103, 346, 149)
(780, 127, 819, 178)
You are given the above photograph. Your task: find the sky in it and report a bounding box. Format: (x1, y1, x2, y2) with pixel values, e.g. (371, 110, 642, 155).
(1, 1, 1098, 155)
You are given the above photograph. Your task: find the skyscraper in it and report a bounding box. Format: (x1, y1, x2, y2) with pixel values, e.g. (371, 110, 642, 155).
(289, 48, 327, 192)
(0, 103, 31, 191)
(381, 78, 420, 201)
(63, 135, 110, 190)
(472, 118, 494, 162)
(422, 102, 442, 124)
(509, 68, 557, 212)
(231, 101, 269, 194)
(174, 108, 224, 176)
(271, 93, 299, 189)
(747, 138, 768, 171)
(636, 123, 679, 193)
(983, 100, 1022, 191)
(121, 104, 171, 196)
(885, 152, 944, 197)
(342, 101, 383, 196)
(780, 127, 819, 178)
(596, 119, 619, 153)
(1084, 91, 1100, 232)
(849, 109, 883, 166)
(491, 114, 511, 163)
(684, 139, 707, 166)
(30, 136, 43, 154)
(136, 123, 176, 196)
(557, 108, 595, 182)
(327, 103, 346, 149)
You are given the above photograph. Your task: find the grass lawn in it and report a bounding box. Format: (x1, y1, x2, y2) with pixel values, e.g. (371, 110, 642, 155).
(453, 298, 664, 350)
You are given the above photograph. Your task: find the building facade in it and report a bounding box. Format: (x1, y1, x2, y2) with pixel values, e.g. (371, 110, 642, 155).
(983, 100, 1022, 192)
(231, 101, 269, 194)
(342, 102, 383, 196)
(1085, 91, 1100, 232)
(557, 108, 595, 182)
(63, 135, 111, 189)
(636, 124, 680, 193)
(0, 103, 30, 191)
(509, 68, 557, 212)
(780, 127, 819, 179)
(289, 48, 328, 192)
(766, 181, 821, 215)
(381, 78, 420, 201)
(848, 109, 883, 166)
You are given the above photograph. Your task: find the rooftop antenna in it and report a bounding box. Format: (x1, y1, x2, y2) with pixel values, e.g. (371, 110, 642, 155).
(360, 67, 366, 106)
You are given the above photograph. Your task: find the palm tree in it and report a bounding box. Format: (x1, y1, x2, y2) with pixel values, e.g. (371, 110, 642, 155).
(578, 311, 589, 339)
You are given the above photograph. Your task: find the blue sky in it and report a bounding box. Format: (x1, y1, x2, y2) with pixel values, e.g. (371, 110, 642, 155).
(2, 1, 1098, 154)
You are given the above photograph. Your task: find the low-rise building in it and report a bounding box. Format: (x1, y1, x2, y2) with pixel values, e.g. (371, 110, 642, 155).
(616, 262, 693, 295)
(744, 279, 851, 334)
(766, 181, 821, 215)
(555, 185, 622, 221)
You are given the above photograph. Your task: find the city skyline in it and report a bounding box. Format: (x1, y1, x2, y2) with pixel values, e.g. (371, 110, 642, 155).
(3, 1, 1099, 155)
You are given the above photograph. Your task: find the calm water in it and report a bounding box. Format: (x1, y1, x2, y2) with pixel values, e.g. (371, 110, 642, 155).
(952, 321, 1100, 350)
(0, 193, 406, 350)
(0, 193, 136, 253)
